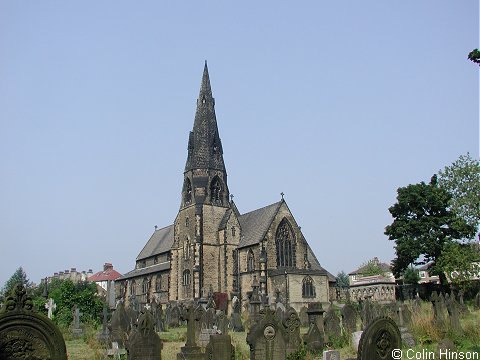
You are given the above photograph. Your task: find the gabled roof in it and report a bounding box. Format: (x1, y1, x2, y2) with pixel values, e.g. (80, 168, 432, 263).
(136, 224, 174, 261)
(348, 257, 392, 275)
(117, 262, 171, 281)
(88, 268, 122, 282)
(238, 201, 282, 248)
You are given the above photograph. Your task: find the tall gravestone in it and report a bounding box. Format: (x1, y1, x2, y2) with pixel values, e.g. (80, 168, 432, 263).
(357, 316, 401, 360)
(0, 284, 68, 360)
(229, 296, 244, 332)
(110, 300, 130, 348)
(204, 334, 235, 360)
(324, 307, 341, 342)
(177, 303, 204, 360)
(303, 303, 324, 352)
(341, 303, 357, 336)
(282, 307, 301, 356)
(126, 309, 163, 360)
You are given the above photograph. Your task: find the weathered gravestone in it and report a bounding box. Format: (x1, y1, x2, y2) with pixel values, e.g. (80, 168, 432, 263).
(229, 296, 244, 332)
(205, 334, 235, 360)
(357, 316, 401, 360)
(177, 303, 204, 360)
(445, 294, 462, 333)
(457, 290, 469, 314)
(126, 309, 163, 360)
(303, 302, 325, 352)
(397, 303, 411, 327)
(97, 305, 110, 345)
(0, 284, 67, 360)
(323, 349, 340, 360)
(110, 299, 130, 348)
(216, 310, 228, 335)
(474, 291, 480, 310)
(150, 299, 165, 332)
(324, 306, 341, 342)
(431, 292, 446, 329)
(169, 304, 181, 328)
(341, 303, 357, 336)
(282, 307, 301, 355)
(299, 306, 309, 327)
(360, 297, 375, 330)
(71, 304, 84, 336)
(127, 296, 139, 329)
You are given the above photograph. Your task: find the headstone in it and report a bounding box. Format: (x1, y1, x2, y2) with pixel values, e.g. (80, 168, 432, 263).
(304, 302, 325, 352)
(126, 309, 163, 359)
(357, 316, 401, 360)
(298, 306, 309, 327)
(216, 310, 228, 335)
(445, 294, 462, 333)
(0, 284, 68, 360)
(341, 303, 357, 336)
(205, 334, 235, 360)
(400, 327, 415, 347)
(229, 296, 244, 332)
(360, 297, 374, 329)
(151, 299, 165, 332)
(413, 296, 422, 312)
(97, 305, 110, 344)
(177, 303, 204, 360)
(45, 298, 56, 319)
(71, 304, 83, 336)
(249, 276, 262, 328)
(324, 307, 341, 342)
(110, 300, 130, 348)
(474, 291, 480, 310)
(306, 302, 325, 338)
(431, 292, 446, 329)
(351, 331, 363, 352)
(457, 290, 469, 314)
(323, 349, 340, 360)
(198, 329, 218, 348)
(127, 296, 139, 329)
(282, 307, 301, 356)
(107, 280, 116, 309)
(169, 304, 181, 328)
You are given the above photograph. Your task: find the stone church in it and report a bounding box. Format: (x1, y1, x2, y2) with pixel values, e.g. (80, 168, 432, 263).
(117, 63, 332, 311)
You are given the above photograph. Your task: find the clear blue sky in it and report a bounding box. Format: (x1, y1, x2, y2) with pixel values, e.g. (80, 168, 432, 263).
(0, 1, 478, 287)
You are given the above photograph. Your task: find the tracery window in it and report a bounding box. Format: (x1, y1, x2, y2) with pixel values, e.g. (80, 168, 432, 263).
(210, 177, 223, 205)
(184, 238, 191, 259)
(155, 276, 162, 292)
(231, 226, 236, 237)
(184, 178, 192, 205)
(183, 269, 191, 286)
(130, 280, 136, 296)
(247, 249, 255, 272)
(275, 219, 296, 268)
(142, 277, 149, 294)
(302, 276, 315, 298)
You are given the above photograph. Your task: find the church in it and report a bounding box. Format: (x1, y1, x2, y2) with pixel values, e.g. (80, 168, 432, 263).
(117, 63, 333, 311)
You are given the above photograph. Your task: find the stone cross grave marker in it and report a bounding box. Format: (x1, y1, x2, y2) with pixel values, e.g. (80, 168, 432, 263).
(357, 316, 401, 360)
(177, 303, 204, 360)
(45, 298, 56, 319)
(71, 304, 83, 336)
(0, 283, 68, 360)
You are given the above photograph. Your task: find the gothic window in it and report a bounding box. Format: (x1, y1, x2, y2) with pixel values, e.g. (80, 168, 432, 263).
(183, 269, 191, 286)
(185, 217, 189, 227)
(184, 238, 191, 259)
(231, 226, 236, 237)
(210, 177, 223, 205)
(184, 178, 192, 205)
(130, 280, 136, 296)
(142, 277, 149, 294)
(302, 276, 315, 298)
(155, 276, 162, 292)
(247, 249, 255, 272)
(275, 219, 296, 268)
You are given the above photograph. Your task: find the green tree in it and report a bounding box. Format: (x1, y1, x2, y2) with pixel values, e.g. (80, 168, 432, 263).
(1, 267, 32, 300)
(436, 242, 480, 290)
(468, 49, 480, 66)
(403, 265, 420, 284)
(385, 175, 475, 284)
(438, 153, 480, 231)
(336, 271, 350, 288)
(358, 257, 386, 276)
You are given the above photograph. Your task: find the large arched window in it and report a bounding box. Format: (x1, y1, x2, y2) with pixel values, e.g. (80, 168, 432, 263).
(247, 249, 255, 272)
(210, 177, 223, 205)
(184, 238, 191, 259)
(275, 219, 296, 268)
(183, 269, 191, 286)
(142, 277, 149, 294)
(183, 178, 192, 205)
(302, 276, 315, 298)
(130, 280, 136, 296)
(155, 275, 162, 292)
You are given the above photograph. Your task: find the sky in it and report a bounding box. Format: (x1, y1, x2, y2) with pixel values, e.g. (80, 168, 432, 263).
(0, 1, 478, 287)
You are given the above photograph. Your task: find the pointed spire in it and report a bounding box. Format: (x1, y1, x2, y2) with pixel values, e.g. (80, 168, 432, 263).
(199, 61, 213, 100)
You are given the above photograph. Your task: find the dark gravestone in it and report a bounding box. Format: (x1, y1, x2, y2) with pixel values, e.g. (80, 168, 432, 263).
(205, 334, 235, 360)
(360, 297, 375, 330)
(213, 292, 228, 311)
(110, 300, 130, 348)
(282, 307, 301, 356)
(474, 291, 480, 310)
(357, 316, 401, 360)
(0, 284, 68, 360)
(97, 305, 110, 344)
(169, 305, 181, 328)
(304, 302, 325, 352)
(126, 310, 163, 359)
(431, 292, 446, 330)
(307, 302, 325, 338)
(298, 306, 309, 327)
(246, 305, 288, 360)
(324, 307, 341, 342)
(341, 304, 357, 336)
(457, 290, 469, 314)
(229, 296, 244, 332)
(216, 310, 228, 334)
(445, 295, 462, 333)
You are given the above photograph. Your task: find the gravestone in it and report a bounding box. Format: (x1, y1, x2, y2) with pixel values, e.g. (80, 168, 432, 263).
(324, 307, 341, 342)
(249, 276, 262, 328)
(177, 303, 204, 360)
(457, 290, 469, 314)
(0, 284, 68, 360)
(304, 302, 325, 352)
(246, 305, 288, 360)
(323, 349, 340, 360)
(205, 334, 235, 360)
(307, 302, 325, 337)
(97, 305, 110, 344)
(170, 304, 181, 328)
(413, 296, 422, 312)
(360, 297, 375, 329)
(299, 306, 309, 327)
(110, 300, 130, 348)
(151, 299, 165, 332)
(45, 298, 56, 319)
(126, 309, 163, 359)
(127, 296, 139, 329)
(397, 303, 411, 327)
(431, 292, 446, 329)
(436, 337, 455, 358)
(357, 316, 401, 360)
(474, 291, 480, 310)
(229, 296, 244, 332)
(71, 304, 83, 336)
(216, 310, 228, 334)
(351, 331, 363, 352)
(282, 307, 301, 356)
(341, 303, 357, 336)
(445, 294, 462, 333)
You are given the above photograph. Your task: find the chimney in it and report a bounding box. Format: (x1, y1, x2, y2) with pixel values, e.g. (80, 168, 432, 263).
(103, 263, 113, 271)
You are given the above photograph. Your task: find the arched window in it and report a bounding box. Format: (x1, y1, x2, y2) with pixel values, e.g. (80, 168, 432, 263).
(183, 269, 191, 286)
(302, 276, 315, 298)
(130, 280, 136, 296)
(185, 217, 189, 227)
(184, 178, 192, 205)
(142, 277, 149, 294)
(184, 238, 191, 259)
(275, 219, 296, 268)
(210, 177, 223, 205)
(247, 249, 255, 272)
(155, 276, 162, 292)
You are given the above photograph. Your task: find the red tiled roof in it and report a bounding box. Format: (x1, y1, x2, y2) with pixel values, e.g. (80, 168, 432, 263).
(88, 268, 122, 282)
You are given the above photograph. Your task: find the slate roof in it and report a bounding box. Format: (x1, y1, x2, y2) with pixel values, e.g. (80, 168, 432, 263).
(136, 224, 174, 261)
(117, 262, 171, 280)
(88, 268, 122, 282)
(238, 201, 282, 248)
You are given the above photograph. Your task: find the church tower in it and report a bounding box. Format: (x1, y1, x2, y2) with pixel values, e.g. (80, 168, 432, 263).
(170, 63, 240, 302)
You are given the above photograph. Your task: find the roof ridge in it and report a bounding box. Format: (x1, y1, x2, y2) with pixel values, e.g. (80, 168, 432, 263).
(240, 200, 282, 217)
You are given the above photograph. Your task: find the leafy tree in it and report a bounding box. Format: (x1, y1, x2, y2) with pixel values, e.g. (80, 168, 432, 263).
(1, 267, 32, 300)
(385, 175, 475, 284)
(403, 265, 420, 284)
(358, 257, 386, 277)
(438, 153, 480, 231)
(436, 242, 480, 290)
(468, 49, 480, 66)
(336, 271, 350, 288)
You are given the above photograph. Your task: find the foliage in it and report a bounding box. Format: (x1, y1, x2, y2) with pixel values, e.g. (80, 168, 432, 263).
(1, 267, 32, 301)
(335, 271, 349, 288)
(358, 258, 386, 277)
(438, 153, 480, 231)
(47, 279, 104, 327)
(403, 265, 420, 284)
(436, 242, 480, 289)
(385, 175, 475, 282)
(468, 49, 480, 65)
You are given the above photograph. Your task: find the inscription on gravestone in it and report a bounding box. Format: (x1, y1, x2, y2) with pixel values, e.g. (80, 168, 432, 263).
(357, 316, 401, 360)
